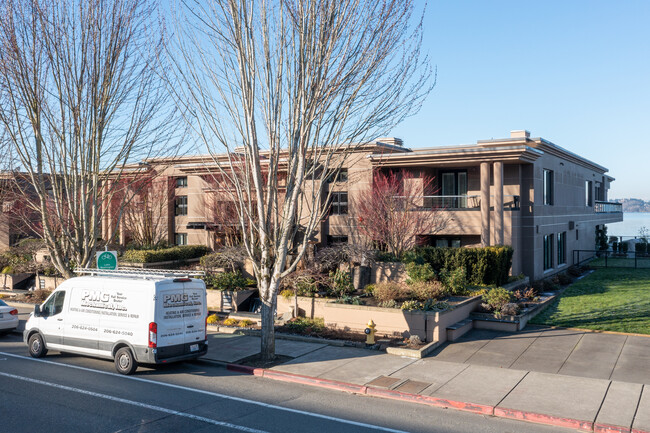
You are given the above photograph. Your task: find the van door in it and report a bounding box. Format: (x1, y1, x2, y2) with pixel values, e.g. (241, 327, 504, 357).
(63, 286, 100, 353)
(156, 283, 187, 351)
(39, 291, 67, 349)
(182, 281, 206, 349)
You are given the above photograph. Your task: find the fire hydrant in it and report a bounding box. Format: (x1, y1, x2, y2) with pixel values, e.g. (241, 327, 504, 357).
(365, 319, 376, 345)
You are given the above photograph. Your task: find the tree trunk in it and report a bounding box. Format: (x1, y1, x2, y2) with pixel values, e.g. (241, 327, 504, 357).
(260, 299, 276, 361)
(293, 292, 299, 318)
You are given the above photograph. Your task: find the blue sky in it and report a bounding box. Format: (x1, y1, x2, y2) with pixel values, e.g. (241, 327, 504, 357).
(392, 0, 650, 200)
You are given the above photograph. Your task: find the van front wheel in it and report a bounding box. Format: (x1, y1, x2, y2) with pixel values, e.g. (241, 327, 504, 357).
(28, 333, 47, 358)
(114, 347, 138, 375)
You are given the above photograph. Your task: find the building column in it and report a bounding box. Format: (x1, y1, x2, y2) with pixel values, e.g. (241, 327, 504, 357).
(480, 162, 491, 246)
(494, 161, 504, 245)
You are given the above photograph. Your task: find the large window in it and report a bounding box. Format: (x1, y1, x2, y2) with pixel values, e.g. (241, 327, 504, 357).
(175, 233, 187, 246)
(440, 171, 468, 208)
(557, 232, 566, 265)
(543, 234, 554, 270)
(329, 192, 348, 215)
(585, 180, 593, 207)
(175, 196, 188, 216)
(543, 169, 554, 205)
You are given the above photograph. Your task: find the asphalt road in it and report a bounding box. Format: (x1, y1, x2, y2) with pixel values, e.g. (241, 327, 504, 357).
(0, 333, 572, 433)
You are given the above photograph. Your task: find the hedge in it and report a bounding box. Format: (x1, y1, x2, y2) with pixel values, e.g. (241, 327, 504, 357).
(403, 245, 513, 286)
(122, 245, 211, 264)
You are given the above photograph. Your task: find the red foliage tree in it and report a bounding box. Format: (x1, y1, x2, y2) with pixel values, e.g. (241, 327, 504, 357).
(352, 170, 447, 259)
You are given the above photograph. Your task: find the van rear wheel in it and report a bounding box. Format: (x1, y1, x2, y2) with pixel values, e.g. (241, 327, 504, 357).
(28, 333, 47, 358)
(114, 347, 138, 375)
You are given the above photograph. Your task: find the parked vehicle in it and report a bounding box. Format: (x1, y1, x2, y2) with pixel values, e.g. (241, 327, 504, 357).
(23, 268, 208, 374)
(0, 299, 19, 334)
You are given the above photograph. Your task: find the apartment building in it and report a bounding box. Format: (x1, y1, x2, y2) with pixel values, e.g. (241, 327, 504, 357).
(101, 130, 622, 281)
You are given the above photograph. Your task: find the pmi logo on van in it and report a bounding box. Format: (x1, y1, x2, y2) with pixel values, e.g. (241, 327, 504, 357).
(82, 290, 110, 302)
(163, 293, 188, 305)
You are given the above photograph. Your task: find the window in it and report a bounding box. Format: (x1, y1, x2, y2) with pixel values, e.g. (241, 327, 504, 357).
(39, 278, 46, 289)
(557, 232, 566, 265)
(176, 177, 188, 188)
(175, 196, 188, 216)
(585, 181, 593, 207)
(595, 181, 603, 201)
(327, 168, 348, 183)
(440, 171, 468, 208)
(543, 234, 554, 270)
(327, 235, 348, 244)
(175, 233, 187, 246)
(42, 291, 65, 316)
(329, 192, 348, 215)
(435, 238, 462, 248)
(543, 169, 554, 205)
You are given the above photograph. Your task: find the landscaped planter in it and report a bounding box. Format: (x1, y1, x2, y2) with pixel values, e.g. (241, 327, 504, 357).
(472, 293, 556, 332)
(321, 295, 482, 342)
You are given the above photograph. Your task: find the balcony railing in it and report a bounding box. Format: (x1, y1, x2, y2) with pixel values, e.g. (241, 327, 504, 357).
(594, 201, 622, 213)
(396, 195, 520, 210)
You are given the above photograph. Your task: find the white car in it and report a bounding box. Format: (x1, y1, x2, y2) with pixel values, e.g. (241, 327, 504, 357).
(0, 299, 19, 334)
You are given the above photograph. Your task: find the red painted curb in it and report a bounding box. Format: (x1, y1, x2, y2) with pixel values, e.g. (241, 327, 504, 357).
(595, 423, 631, 433)
(494, 407, 593, 432)
(260, 369, 368, 394)
(365, 387, 494, 415)
(632, 428, 650, 433)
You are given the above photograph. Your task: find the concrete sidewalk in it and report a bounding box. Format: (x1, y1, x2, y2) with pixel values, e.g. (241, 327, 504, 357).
(204, 329, 650, 433)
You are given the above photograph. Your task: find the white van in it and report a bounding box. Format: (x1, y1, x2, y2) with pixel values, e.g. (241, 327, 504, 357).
(23, 268, 208, 374)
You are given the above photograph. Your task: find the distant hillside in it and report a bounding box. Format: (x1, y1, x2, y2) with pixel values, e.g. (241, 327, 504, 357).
(614, 198, 650, 213)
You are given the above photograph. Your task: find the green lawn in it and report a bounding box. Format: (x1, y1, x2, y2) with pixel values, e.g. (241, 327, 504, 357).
(530, 268, 650, 334)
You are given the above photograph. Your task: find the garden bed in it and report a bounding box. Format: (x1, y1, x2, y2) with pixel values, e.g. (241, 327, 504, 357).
(471, 293, 557, 332)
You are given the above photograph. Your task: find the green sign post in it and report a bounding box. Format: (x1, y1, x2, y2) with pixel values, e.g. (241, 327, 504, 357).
(96, 251, 118, 270)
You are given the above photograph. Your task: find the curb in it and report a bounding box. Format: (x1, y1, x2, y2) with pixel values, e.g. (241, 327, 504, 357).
(226, 362, 649, 433)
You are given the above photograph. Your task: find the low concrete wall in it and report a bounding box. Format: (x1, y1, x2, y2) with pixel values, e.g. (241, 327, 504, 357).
(35, 275, 64, 291)
(321, 295, 483, 342)
(206, 290, 223, 311)
(371, 262, 407, 285)
(427, 296, 483, 343)
(277, 295, 329, 319)
(323, 302, 428, 339)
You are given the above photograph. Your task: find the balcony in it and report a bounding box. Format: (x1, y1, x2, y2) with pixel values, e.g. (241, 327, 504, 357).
(418, 195, 520, 210)
(594, 201, 622, 213)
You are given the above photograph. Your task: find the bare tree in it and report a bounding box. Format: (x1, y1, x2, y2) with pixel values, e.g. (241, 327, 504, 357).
(170, 0, 433, 360)
(0, 0, 179, 277)
(353, 170, 447, 259)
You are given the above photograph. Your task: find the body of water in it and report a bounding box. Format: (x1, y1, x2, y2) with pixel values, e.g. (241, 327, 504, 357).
(607, 213, 650, 238)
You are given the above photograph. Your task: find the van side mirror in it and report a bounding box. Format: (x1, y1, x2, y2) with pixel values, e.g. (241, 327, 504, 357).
(34, 304, 41, 317)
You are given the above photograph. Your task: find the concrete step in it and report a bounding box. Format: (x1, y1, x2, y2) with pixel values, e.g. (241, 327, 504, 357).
(446, 318, 473, 342)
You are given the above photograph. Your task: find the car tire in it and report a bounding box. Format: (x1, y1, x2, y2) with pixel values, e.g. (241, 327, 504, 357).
(28, 333, 48, 358)
(114, 347, 138, 375)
